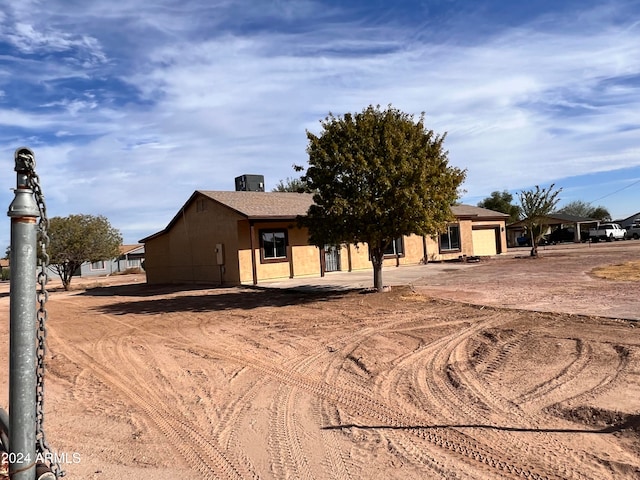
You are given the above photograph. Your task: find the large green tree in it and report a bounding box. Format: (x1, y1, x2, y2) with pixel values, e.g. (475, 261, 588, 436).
(477, 190, 521, 223)
(518, 184, 562, 257)
(556, 200, 611, 221)
(48, 214, 122, 290)
(299, 105, 466, 291)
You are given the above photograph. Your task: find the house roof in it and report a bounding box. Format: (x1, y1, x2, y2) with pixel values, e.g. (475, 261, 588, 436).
(508, 213, 598, 229)
(451, 204, 509, 219)
(615, 211, 640, 225)
(139, 190, 508, 243)
(0, 258, 8, 268)
(199, 191, 315, 218)
(119, 244, 145, 255)
(140, 191, 316, 242)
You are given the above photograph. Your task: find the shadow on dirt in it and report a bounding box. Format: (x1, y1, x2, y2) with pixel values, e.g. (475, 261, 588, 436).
(87, 284, 356, 314)
(78, 283, 226, 297)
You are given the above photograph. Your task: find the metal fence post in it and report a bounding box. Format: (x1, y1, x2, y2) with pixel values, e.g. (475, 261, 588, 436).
(7, 147, 40, 480)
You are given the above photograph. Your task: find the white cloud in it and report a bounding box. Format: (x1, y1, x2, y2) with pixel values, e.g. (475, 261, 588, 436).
(1, 0, 640, 247)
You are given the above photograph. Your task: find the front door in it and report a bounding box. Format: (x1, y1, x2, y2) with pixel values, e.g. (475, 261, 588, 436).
(324, 245, 341, 272)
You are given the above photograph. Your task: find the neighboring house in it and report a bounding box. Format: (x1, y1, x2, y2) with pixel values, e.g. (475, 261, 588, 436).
(0, 258, 9, 278)
(614, 212, 640, 229)
(506, 213, 599, 247)
(78, 244, 146, 277)
(140, 191, 508, 286)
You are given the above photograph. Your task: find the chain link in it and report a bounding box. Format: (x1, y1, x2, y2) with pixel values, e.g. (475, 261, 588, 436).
(19, 152, 65, 478)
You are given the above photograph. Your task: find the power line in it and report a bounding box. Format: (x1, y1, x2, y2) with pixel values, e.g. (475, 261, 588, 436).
(588, 178, 640, 204)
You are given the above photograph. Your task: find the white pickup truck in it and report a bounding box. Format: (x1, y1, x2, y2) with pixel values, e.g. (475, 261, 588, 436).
(625, 222, 640, 240)
(589, 223, 626, 242)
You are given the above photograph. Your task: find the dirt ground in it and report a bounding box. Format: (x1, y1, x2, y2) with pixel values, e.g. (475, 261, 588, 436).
(1, 241, 640, 479)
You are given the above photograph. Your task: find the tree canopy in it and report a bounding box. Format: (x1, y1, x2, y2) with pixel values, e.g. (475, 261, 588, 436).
(48, 214, 122, 290)
(518, 184, 562, 257)
(477, 190, 521, 223)
(272, 176, 310, 193)
(556, 200, 611, 221)
(299, 104, 466, 291)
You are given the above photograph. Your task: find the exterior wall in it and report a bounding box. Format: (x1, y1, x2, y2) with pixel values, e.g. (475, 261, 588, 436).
(337, 235, 428, 273)
(144, 196, 507, 286)
(470, 220, 507, 255)
(146, 196, 242, 284)
(78, 252, 146, 278)
(425, 218, 507, 261)
(79, 260, 114, 277)
(238, 221, 320, 284)
(144, 234, 171, 283)
(344, 243, 371, 271)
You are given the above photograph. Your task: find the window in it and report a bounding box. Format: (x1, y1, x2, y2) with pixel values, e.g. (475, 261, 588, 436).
(383, 237, 404, 257)
(91, 260, 106, 270)
(440, 225, 461, 251)
(260, 230, 288, 262)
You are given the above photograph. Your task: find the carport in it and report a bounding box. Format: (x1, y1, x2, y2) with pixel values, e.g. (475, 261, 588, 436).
(506, 213, 600, 246)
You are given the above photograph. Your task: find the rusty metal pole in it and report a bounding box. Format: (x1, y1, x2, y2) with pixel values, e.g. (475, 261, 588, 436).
(7, 147, 40, 480)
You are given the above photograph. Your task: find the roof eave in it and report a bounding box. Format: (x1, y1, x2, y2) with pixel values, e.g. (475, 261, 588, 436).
(246, 215, 302, 221)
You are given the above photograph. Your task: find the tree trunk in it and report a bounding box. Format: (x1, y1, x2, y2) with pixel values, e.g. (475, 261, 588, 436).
(370, 246, 384, 292)
(58, 261, 77, 291)
(530, 238, 538, 257)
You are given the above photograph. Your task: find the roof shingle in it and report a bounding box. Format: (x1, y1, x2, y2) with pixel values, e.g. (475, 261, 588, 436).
(451, 204, 509, 218)
(199, 191, 315, 218)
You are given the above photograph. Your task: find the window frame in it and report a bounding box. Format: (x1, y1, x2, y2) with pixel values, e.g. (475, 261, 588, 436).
(259, 229, 289, 263)
(439, 224, 461, 252)
(90, 260, 106, 270)
(383, 237, 405, 258)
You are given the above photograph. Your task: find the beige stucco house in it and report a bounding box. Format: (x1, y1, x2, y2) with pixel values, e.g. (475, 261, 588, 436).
(140, 191, 508, 285)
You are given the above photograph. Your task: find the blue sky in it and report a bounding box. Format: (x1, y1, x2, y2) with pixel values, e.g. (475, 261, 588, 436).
(1, 0, 640, 248)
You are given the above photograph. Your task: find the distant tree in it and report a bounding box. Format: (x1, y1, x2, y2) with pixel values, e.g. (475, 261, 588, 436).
(272, 176, 310, 193)
(48, 214, 122, 290)
(3, 246, 9, 260)
(518, 184, 562, 257)
(556, 200, 611, 221)
(588, 206, 611, 222)
(299, 104, 466, 291)
(477, 190, 521, 223)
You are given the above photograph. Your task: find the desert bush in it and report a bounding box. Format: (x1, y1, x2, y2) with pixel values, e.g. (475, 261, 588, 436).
(121, 267, 144, 275)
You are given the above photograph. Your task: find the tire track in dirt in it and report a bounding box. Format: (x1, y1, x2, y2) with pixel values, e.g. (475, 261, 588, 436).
(515, 338, 592, 408)
(48, 293, 636, 479)
(447, 331, 588, 480)
(406, 321, 571, 478)
(377, 313, 611, 480)
(165, 308, 356, 480)
(447, 325, 640, 479)
(105, 312, 560, 479)
(47, 323, 252, 479)
(471, 329, 527, 378)
(315, 315, 469, 478)
(557, 344, 632, 406)
(268, 385, 316, 480)
(250, 310, 560, 473)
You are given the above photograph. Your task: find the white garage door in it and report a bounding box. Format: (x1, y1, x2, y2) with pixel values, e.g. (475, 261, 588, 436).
(472, 229, 497, 256)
